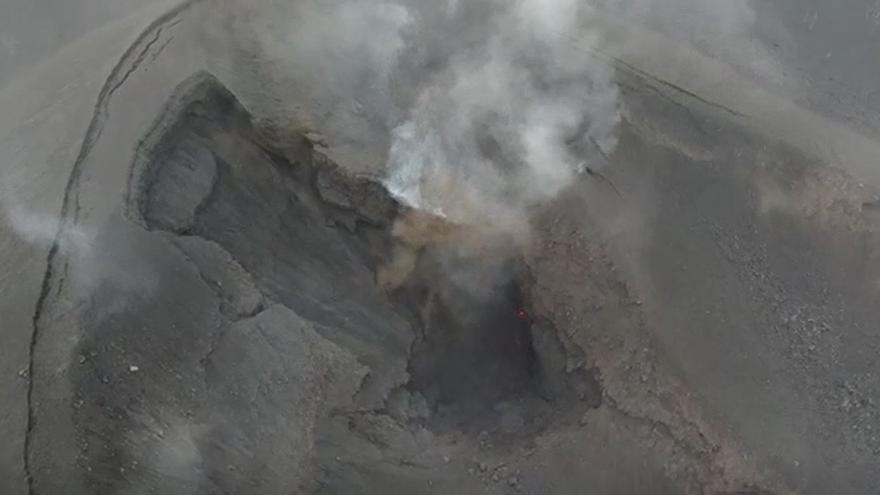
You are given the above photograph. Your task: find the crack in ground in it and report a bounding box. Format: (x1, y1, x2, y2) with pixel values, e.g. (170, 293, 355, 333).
(617, 79, 710, 136)
(607, 53, 749, 119)
(602, 402, 708, 493)
(149, 35, 176, 64)
(23, 3, 201, 493)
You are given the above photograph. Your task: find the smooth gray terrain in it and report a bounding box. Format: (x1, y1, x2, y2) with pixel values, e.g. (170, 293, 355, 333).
(3, 1, 880, 494)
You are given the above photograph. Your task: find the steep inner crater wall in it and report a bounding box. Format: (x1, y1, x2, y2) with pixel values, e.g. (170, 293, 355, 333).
(123, 75, 601, 493)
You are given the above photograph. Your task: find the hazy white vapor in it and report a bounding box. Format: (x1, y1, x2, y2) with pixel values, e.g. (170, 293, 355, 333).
(385, 0, 620, 234)
(588, 0, 786, 87)
(229, 0, 780, 235)
(4, 201, 92, 254)
(2, 192, 157, 313)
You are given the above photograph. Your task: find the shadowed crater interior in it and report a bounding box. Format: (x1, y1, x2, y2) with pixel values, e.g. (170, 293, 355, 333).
(99, 74, 604, 492)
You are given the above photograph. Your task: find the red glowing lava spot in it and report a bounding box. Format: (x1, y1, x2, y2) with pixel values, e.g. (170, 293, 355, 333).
(515, 307, 530, 321)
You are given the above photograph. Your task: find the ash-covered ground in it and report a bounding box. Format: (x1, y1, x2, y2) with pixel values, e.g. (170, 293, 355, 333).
(27, 73, 775, 495)
(5, 1, 880, 495)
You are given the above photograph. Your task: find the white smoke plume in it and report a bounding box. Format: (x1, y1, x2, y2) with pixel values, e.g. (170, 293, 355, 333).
(2, 192, 158, 314)
(3, 200, 92, 256)
(587, 0, 786, 88)
(227, 0, 620, 236)
(385, 0, 619, 235)
(225, 0, 781, 237)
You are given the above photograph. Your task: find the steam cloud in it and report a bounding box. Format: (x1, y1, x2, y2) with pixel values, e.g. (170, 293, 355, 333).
(2, 190, 157, 313)
(3, 200, 92, 254)
(2, 0, 781, 282)
(225, 0, 781, 236)
(242, 0, 621, 235)
(590, 0, 785, 87)
(267, 0, 777, 235)
(384, 0, 619, 234)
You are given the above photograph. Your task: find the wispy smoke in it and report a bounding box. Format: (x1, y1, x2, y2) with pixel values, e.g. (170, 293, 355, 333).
(588, 0, 786, 88)
(2, 192, 157, 313)
(3, 200, 92, 254)
(285, 0, 411, 111)
(230, 0, 619, 235)
(223, 0, 781, 235)
(385, 0, 619, 234)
